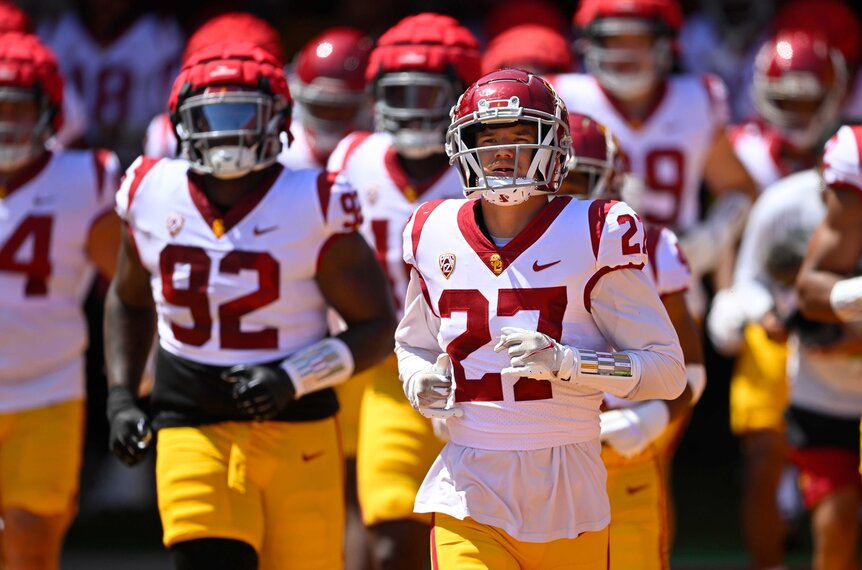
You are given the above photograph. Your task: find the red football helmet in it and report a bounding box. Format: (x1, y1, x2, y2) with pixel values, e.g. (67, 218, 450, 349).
(566, 112, 624, 198)
(481, 24, 573, 75)
(291, 27, 373, 160)
(753, 30, 847, 152)
(367, 13, 481, 159)
(446, 68, 571, 204)
(168, 42, 291, 179)
(575, 0, 683, 99)
(0, 1, 32, 33)
(0, 32, 63, 170)
(774, 0, 861, 69)
(182, 12, 284, 63)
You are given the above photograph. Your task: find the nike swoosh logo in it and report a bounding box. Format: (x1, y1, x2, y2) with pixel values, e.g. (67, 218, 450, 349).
(302, 450, 324, 462)
(532, 260, 561, 272)
(626, 483, 649, 495)
(253, 225, 278, 236)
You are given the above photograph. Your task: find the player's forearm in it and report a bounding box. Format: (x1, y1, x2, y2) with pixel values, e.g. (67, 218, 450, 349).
(619, 348, 686, 401)
(336, 313, 398, 374)
(103, 282, 156, 394)
(796, 269, 846, 323)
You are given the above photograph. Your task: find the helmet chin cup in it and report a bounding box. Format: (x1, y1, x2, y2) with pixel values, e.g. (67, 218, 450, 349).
(197, 145, 259, 179)
(393, 129, 445, 159)
(478, 177, 539, 206)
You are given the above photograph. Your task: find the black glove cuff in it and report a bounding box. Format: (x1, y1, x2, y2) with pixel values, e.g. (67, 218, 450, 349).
(106, 385, 140, 421)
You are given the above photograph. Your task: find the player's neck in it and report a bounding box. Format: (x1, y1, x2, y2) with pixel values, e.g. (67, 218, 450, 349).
(198, 166, 277, 213)
(479, 195, 548, 239)
(0, 151, 49, 185)
(396, 152, 449, 182)
(609, 87, 661, 121)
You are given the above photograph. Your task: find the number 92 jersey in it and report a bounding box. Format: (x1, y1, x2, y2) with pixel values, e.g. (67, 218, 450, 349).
(116, 157, 362, 367)
(402, 196, 648, 451)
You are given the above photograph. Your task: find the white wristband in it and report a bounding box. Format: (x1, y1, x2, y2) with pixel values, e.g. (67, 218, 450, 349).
(686, 363, 706, 405)
(280, 337, 355, 398)
(829, 276, 862, 323)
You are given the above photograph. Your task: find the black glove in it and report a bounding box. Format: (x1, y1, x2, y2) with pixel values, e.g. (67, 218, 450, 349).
(106, 386, 153, 467)
(222, 363, 296, 421)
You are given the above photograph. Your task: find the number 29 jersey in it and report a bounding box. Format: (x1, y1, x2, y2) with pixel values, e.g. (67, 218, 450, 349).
(116, 157, 362, 367)
(551, 73, 729, 230)
(402, 196, 651, 451)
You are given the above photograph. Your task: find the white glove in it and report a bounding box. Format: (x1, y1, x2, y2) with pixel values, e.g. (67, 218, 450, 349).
(599, 400, 669, 458)
(707, 285, 774, 356)
(494, 327, 575, 381)
(403, 353, 463, 419)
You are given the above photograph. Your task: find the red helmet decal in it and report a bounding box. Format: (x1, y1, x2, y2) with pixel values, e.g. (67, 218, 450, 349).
(0, 32, 63, 132)
(482, 24, 573, 75)
(366, 13, 481, 87)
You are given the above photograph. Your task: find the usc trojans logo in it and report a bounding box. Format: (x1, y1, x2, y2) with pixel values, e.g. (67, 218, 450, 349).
(490, 253, 503, 274)
(166, 212, 184, 237)
(439, 253, 456, 279)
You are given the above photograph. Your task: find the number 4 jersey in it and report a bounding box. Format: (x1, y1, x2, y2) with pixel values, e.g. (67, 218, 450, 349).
(397, 196, 685, 451)
(0, 150, 119, 411)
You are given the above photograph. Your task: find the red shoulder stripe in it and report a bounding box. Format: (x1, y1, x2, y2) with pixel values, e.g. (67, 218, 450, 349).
(332, 132, 372, 173)
(645, 226, 662, 281)
(316, 170, 339, 223)
(92, 149, 115, 197)
(411, 199, 447, 265)
(126, 157, 161, 211)
(588, 199, 615, 260)
(582, 262, 645, 313)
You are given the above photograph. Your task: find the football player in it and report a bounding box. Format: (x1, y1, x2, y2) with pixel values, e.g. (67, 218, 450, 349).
(709, 30, 847, 570)
(563, 113, 705, 569)
(0, 32, 120, 570)
(325, 13, 481, 569)
(398, 68, 685, 569)
(795, 125, 862, 570)
(39, 0, 184, 165)
(554, 0, 757, 289)
(104, 42, 396, 570)
(287, 27, 373, 170)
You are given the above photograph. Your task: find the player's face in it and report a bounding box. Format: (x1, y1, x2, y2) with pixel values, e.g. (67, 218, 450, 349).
(600, 33, 656, 75)
(475, 123, 537, 178)
(0, 96, 38, 145)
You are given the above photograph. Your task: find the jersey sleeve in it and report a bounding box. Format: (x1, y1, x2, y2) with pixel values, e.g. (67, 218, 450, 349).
(652, 228, 691, 296)
(315, 170, 364, 237)
(394, 268, 443, 383)
(115, 156, 161, 223)
(590, 200, 648, 273)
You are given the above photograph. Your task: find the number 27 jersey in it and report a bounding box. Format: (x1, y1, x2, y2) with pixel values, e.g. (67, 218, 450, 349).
(402, 196, 649, 450)
(116, 157, 362, 366)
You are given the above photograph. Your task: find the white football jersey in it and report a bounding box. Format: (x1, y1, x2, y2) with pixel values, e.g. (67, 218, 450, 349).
(0, 150, 119, 410)
(40, 13, 184, 165)
(279, 126, 324, 171)
(328, 131, 463, 314)
(142, 112, 177, 159)
(116, 158, 362, 366)
(645, 225, 690, 298)
(403, 197, 652, 451)
(552, 73, 729, 230)
(729, 122, 795, 191)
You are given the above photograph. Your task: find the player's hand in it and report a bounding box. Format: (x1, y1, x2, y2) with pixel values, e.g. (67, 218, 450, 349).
(599, 401, 669, 458)
(222, 364, 297, 421)
(404, 353, 463, 419)
(106, 387, 153, 467)
(494, 327, 575, 381)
